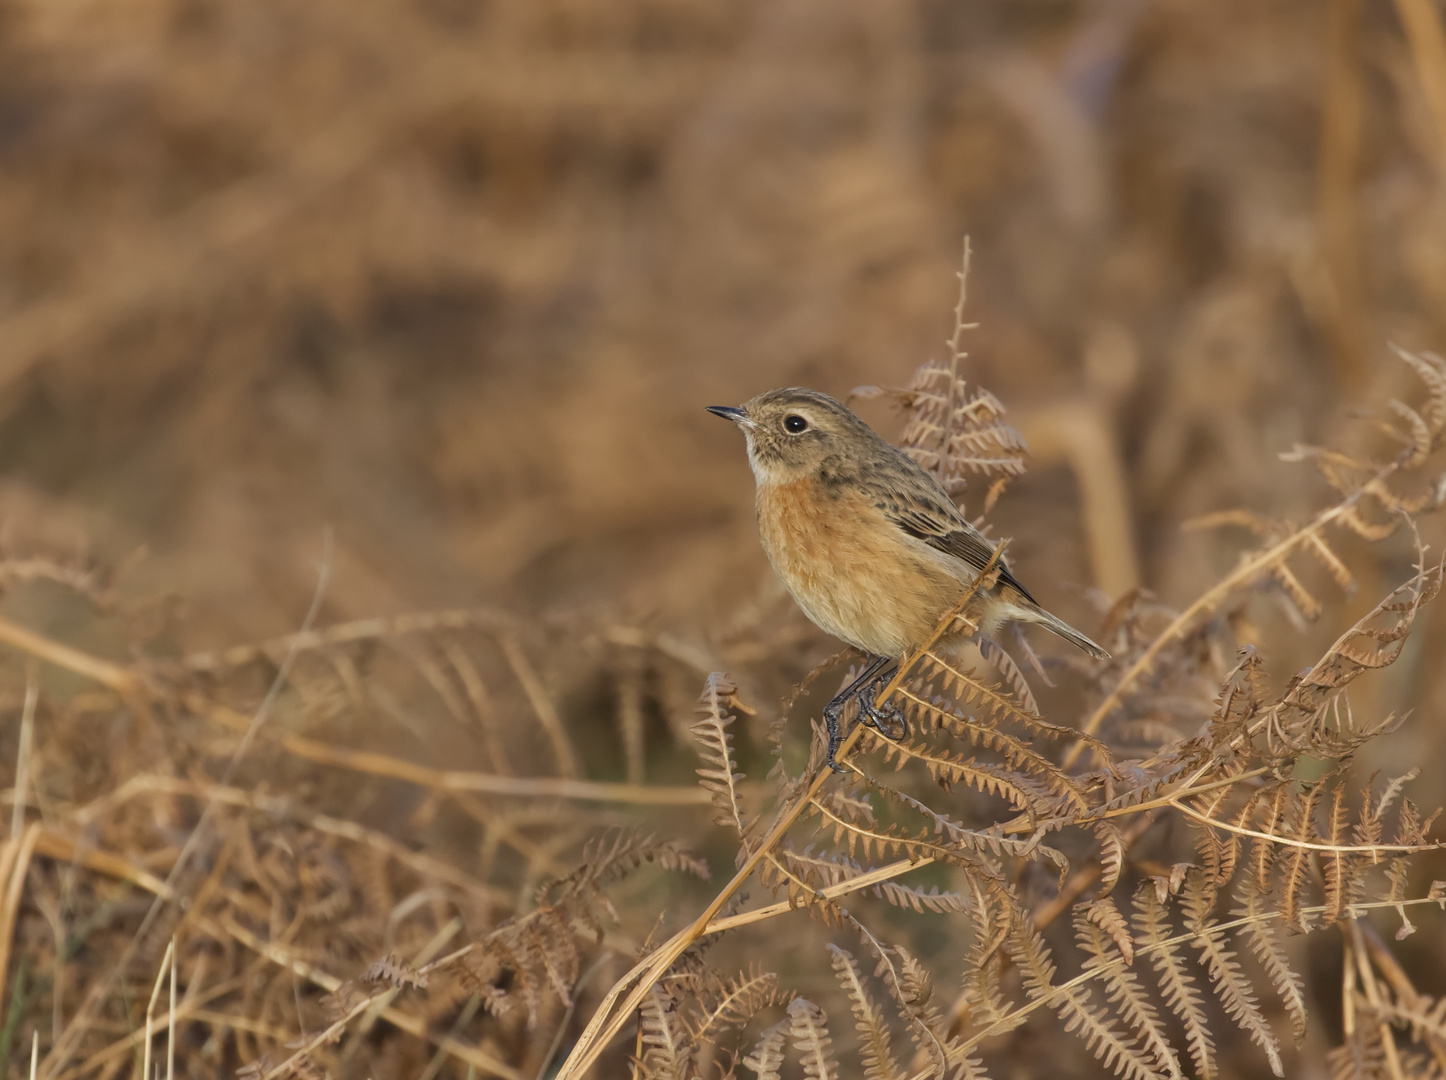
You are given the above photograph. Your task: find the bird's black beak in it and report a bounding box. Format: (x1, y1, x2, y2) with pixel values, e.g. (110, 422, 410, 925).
(706, 405, 752, 426)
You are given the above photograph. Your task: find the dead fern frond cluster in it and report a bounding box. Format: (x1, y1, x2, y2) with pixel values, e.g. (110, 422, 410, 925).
(1, 275, 1444, 1080)
(548, 323, 1446, 1077)
(854, 241, 1028, 517)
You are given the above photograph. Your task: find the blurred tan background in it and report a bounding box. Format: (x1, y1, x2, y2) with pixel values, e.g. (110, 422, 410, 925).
(8, 2, 1446, 1076)
(0, 0, 1442, 721)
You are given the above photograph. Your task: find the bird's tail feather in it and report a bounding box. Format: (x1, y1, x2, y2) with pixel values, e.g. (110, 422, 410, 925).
(1012, 603, 1110, 660)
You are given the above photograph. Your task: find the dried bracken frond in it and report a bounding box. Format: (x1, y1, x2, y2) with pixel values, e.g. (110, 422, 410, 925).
(1234, 881, 1308, 1046)
(1010, 921, 1161, 1080)
(829, 946, 903, 1080)
(788, 997, 839, 1080)
(547, 827, 711, 898)
(892, 366, 1029, 496)
(853, 244, 1027, 502)
(1134, 886, 1216, 1079)
(743, 1018, 790, 1080)
(447, 826, 710, 1030)
(692, 672, 753, 838)
(691, 967, 785, 1043)
(640, 984, 693, 1080)
(888, 944, 955, 1077)
(1179, 873, 1283, 1076)
(360, 953, 428, 990)
(1075, 904, 1181, 1079)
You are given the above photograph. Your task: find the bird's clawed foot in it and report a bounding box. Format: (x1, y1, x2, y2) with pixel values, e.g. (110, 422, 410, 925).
(821, 663, 908, 773)
(858, 683, 908, 743)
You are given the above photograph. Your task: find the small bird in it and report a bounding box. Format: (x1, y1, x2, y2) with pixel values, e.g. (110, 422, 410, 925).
(708, 387, 1108, 766)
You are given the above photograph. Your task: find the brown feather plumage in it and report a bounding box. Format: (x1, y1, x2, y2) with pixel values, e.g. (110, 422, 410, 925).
(709, 387, 1109, 661)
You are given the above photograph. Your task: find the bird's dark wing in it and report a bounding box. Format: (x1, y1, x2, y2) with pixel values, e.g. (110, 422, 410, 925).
(861, 455, 1040, 606)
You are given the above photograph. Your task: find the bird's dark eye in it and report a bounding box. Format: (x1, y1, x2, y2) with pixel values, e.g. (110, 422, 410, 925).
(783, 414, 808, 433)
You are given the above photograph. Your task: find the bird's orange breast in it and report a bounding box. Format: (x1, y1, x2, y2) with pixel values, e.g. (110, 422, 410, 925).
(755, 476, 967, 658)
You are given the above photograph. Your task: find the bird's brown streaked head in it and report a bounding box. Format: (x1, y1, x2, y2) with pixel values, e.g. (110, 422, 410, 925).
(707, 387, 884, 484)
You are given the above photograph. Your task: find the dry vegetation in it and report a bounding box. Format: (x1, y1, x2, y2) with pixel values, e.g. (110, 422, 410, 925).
(4, 0, 1446, 1078)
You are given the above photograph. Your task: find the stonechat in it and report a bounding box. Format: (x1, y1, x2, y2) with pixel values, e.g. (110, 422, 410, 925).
(709, 387, 1108, 766)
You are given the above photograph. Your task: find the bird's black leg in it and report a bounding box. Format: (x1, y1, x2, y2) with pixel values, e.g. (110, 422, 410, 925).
(821, 655, 896, 772)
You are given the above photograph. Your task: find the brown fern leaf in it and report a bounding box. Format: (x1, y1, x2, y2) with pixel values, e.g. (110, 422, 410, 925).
(1134, 885, 1216, 1079)
(1085, 897, 1136, 966)
(1306, 531, 1357, 593)
(1084, 351, 1446, 760)
(1281, 445, 1384, 502)
(814, 785, 877, 831)
(808, 783, 1014, 882)
(1273, 555, 1325, 621)
(1189, 770, 1245, 911)
(360, 952, 428, 990)
(547, 827, 710, 901)
(1320, 779, 1352, 926)
(1209, 645, 1268, 747)
(1279, 783, 1322, 933)
(788, 997, 840, 1080)
(743, 1017, 790, 1080)
(1009, 921, 1164, 1080)
(453, 828, 708, 1027)
(853, 356, 1028, 498)
(1183, 510, 1332, 621)
(888, 687, 1090, 814)
(1388, 396, 1433, 468)
(1075, 905, 1183, 1079)
(1098, 752, 1209, 819)
(1326, 1015, 1389, 1080)
(692, 672, 752, 837)
(1096, 822, 1129, 895)
(1233, 880, 1308, 1047)
(807, 786, 899, 864)
(866, 733, 1044, 815)
(869, 782, 1068, 875)
(462, 936, 541, 1024)
(1179, 872, 1284, 1076)
(692, 967, 784, 1043)
(767, 845, 860, 891)
(1358, 769, 1419, 842)
(521, 915, 577, 1000)
(872, 879, 970, 915)
(768, 838, 968, 918)
(640, 984, 694, 1080)
(746, 1017, 792, 1080)
(498, 934, 550, 1020)
(1392, 346, 1446, 429)
(1372, 986, 1446, 1063)
(1248, 783, 1294, 897)
(959, 880, 1019, 1034)
(1385, 855, 1417, 940)
(914, 651, 1098, 746)
(976, 635, 1042, 715)
(893, 944, 955, 1077)
(828, 946, 903, 1080)
(759, 845, 854, 921)
(1265, 557, 1443, 758)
